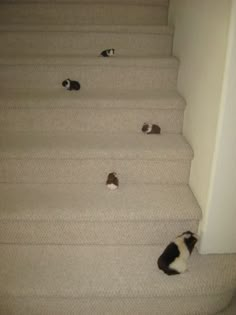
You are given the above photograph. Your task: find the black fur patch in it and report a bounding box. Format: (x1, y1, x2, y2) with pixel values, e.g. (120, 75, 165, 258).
(184, 236, 198, 254)
(70, 81, 80, 91)
(62, 79, 80, 91)
(150, 124, 161, 134)
(101, 50, 109, 57)
(157, 242, 180, 275)
(141, 123, 161, 134)
(142, 123, 149, 133)
(106, 172, 119, 187)
(100, 49, 114, 57)
(62, 80, 68, 87)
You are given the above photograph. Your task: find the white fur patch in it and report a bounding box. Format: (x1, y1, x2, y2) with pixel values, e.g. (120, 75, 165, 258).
(107, 183, 118, 190)
(146, 124, 152, 134)
(169, 236, 190, 274)
(169, 257, 187, 273)
(174, 236, 190, 261)
(107, 49, 114, 56)
(65, 80, 70, 89)
(143, 124, 152, 134)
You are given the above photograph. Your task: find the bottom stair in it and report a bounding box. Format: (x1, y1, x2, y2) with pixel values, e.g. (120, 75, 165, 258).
(0, 245, 235, 315)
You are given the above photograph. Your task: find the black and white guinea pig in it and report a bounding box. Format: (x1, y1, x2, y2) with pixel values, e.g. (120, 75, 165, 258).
(62, 79, 80, 91)
(142, 123, 161, 134)
(100, 49, 115, 57)
(157, 231, 198, 276)
(106, 172, 119, 190)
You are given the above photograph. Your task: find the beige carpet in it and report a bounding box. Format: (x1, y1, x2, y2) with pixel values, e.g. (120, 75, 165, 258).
(0, 0, 235, 314)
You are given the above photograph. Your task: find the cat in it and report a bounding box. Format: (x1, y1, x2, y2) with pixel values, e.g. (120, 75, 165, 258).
(100, 49, 115, 57)
(157, 231, 198, 275)
(142, 123, 161, 134)
(62, 79, 80, 91)
(106, 172, 119, 190)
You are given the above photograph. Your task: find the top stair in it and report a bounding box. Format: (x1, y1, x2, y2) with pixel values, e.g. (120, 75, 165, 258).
(0, 1, 169, 26)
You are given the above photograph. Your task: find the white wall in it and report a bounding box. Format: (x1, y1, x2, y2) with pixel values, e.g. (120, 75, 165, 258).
(200, 0, 236, 253)
(169, 0, 234, 253)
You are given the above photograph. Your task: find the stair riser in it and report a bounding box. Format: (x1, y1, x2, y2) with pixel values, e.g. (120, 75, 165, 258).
(0, 293, 233, 315)
(0, 109, 183, 133)
(0, 65, 177, 90)
(2, 0, 169, 4)
(0, 4, 167, 25)
(0, 92, 185, 109)
(0, 220, 198, 245)
(0, 160, 191, 184)
(0, 32, 172, 56)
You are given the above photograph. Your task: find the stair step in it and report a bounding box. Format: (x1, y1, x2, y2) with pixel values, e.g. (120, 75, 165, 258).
(0, 58, 178, 90)
(2, 0, 169, 4)
(0, 90, 184, 132)
(0, 159, 191, 184)
(0, 108, 183, 134)
(0, 28, 173, 57)
(0, 23, 174, 35)
(0, 88, 185, 109)
(0, 24, 173, 33)
(0, 183, 201, 244)
(0, 3, 168, 25)
(0, 133, 192, 160)
(0, 184, 200, 221)
(0, 295, 234, 315)
(0, 88, 185, 133)
(0, 133, 192, 184)
(0, 245, 235, 314)
(0, 55, 175, 66)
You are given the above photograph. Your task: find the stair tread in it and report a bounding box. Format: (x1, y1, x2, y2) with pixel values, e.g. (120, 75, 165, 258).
(0, 244, 235, 298)
(0, 24, 173, 33)
(0, 63, 178, 90)
(0, 56, 178, 67)
(0, 88, 185, 109)
(0, 7, 168, 27)
(0, 183, 201, 221)
(0, 133, 193, 160)
(0, 0, 169, 5)
(0, 55, 178, 66)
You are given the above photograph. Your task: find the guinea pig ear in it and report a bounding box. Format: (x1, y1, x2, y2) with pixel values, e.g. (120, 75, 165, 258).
(178, 230, 193, 238)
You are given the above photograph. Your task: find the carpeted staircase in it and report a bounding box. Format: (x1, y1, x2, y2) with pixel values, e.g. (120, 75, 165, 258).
(0, 0, 235, 314)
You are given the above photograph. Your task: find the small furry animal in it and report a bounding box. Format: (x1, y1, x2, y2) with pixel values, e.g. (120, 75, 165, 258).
(106, 172, 119, 190)
(62, 79, 80, 91)
(142, 123, 161, 134)
(100, 49, 115, 57)
(157, 231, 198, 276)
